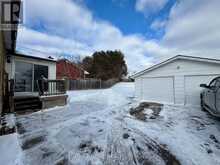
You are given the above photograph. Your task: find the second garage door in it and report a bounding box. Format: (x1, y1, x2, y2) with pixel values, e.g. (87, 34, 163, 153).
(184, 75, 218, 105)
(142, 77, 174, 103)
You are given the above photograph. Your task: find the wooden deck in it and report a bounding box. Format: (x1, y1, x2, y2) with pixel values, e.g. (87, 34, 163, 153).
(14, 92, 39, 99)
(13, 92, 68, 114)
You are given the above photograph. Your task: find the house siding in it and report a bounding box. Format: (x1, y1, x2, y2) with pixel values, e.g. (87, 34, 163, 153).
(134, 59, 220, 105)
(0, 31, 5, 115)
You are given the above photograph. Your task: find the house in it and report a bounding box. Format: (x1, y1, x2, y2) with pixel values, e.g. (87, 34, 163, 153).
(5, 52, 56, 93)
(56, 59, 87, 80)
(0, 0, 21, 115)
(0, 0, 67, 113)
(131, 55, 220, 106)
(4, 51, 69, 112)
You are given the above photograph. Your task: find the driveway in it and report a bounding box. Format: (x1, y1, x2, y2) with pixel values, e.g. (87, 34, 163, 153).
(15, 83, 220, 165)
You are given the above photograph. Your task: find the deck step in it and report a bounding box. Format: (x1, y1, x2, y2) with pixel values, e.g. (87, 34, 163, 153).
(14, 96, 42, 112)
(15, 99, 40, 106)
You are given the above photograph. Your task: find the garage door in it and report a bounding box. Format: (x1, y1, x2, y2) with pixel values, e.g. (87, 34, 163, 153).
(135, 78, 142, 99)
(142, 77, 174, 103)
(184, 75, 218, 105)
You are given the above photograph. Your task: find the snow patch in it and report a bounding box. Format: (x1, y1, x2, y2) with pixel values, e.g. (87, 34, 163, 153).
(0, 133, 22, 165)
(143, 108, 154, 115)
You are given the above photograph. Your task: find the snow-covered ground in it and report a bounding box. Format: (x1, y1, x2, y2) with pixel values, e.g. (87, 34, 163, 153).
(0, 133, 22, 165)
(1, 82, 220, 165)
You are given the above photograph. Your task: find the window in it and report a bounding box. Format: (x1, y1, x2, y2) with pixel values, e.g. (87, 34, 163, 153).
(209, 77, 220, 90)
(215, 78, 220, 88)
(209, 79, 216, 88)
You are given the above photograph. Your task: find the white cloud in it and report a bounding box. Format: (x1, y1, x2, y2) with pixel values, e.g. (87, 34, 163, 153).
(135, 0, 168, 16)
(150, 19, 167, 30)
(161, 0, 220, 58)
(17, 0, 220, 73)
(17, 27, 93, 59)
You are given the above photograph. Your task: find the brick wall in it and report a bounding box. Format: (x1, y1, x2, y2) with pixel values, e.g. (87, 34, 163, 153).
(56, 59, 84, 80)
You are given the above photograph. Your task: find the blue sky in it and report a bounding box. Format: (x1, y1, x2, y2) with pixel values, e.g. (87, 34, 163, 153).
(17, 0, 220, 72)
(85, 0, 175, 39)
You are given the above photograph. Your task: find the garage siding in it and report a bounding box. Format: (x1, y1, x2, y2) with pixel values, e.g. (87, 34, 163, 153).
(134, 58, 220, 106)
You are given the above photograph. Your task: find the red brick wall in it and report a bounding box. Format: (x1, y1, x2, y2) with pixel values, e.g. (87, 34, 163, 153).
(56, 60, 84, 80)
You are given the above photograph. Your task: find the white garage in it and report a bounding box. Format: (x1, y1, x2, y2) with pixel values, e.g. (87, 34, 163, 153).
(132, 55, 220, 106)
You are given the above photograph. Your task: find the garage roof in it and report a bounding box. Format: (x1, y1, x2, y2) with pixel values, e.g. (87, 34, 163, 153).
(131, 55, 220, 78)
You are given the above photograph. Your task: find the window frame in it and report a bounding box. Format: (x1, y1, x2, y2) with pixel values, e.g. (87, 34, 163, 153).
(209, 77, 220, 90)
(14, 60, 49, 92)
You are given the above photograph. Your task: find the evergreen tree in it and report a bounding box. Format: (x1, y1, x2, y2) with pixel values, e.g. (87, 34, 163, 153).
(82, 50, 127, 80)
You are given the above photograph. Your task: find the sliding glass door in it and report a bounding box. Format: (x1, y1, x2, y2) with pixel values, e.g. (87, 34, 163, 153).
(15, 61, 33, 92)
(34, 64, 48, 91)
(15, 61, 49, 92)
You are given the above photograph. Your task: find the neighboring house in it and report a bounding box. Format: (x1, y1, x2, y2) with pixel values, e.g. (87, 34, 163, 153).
(131, 55, 220, 106)
(56, 59, 86, 80)
(5, 52, 56, 94)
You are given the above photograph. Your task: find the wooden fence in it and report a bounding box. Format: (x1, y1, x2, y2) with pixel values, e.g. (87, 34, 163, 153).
(68, 78, 118, 90)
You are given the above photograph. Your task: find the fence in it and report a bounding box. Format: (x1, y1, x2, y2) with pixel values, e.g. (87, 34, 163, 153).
(68, 78, 118, 90)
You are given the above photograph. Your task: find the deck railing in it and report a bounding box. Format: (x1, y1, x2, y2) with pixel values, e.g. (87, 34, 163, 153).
(38, 79, 66, 96)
